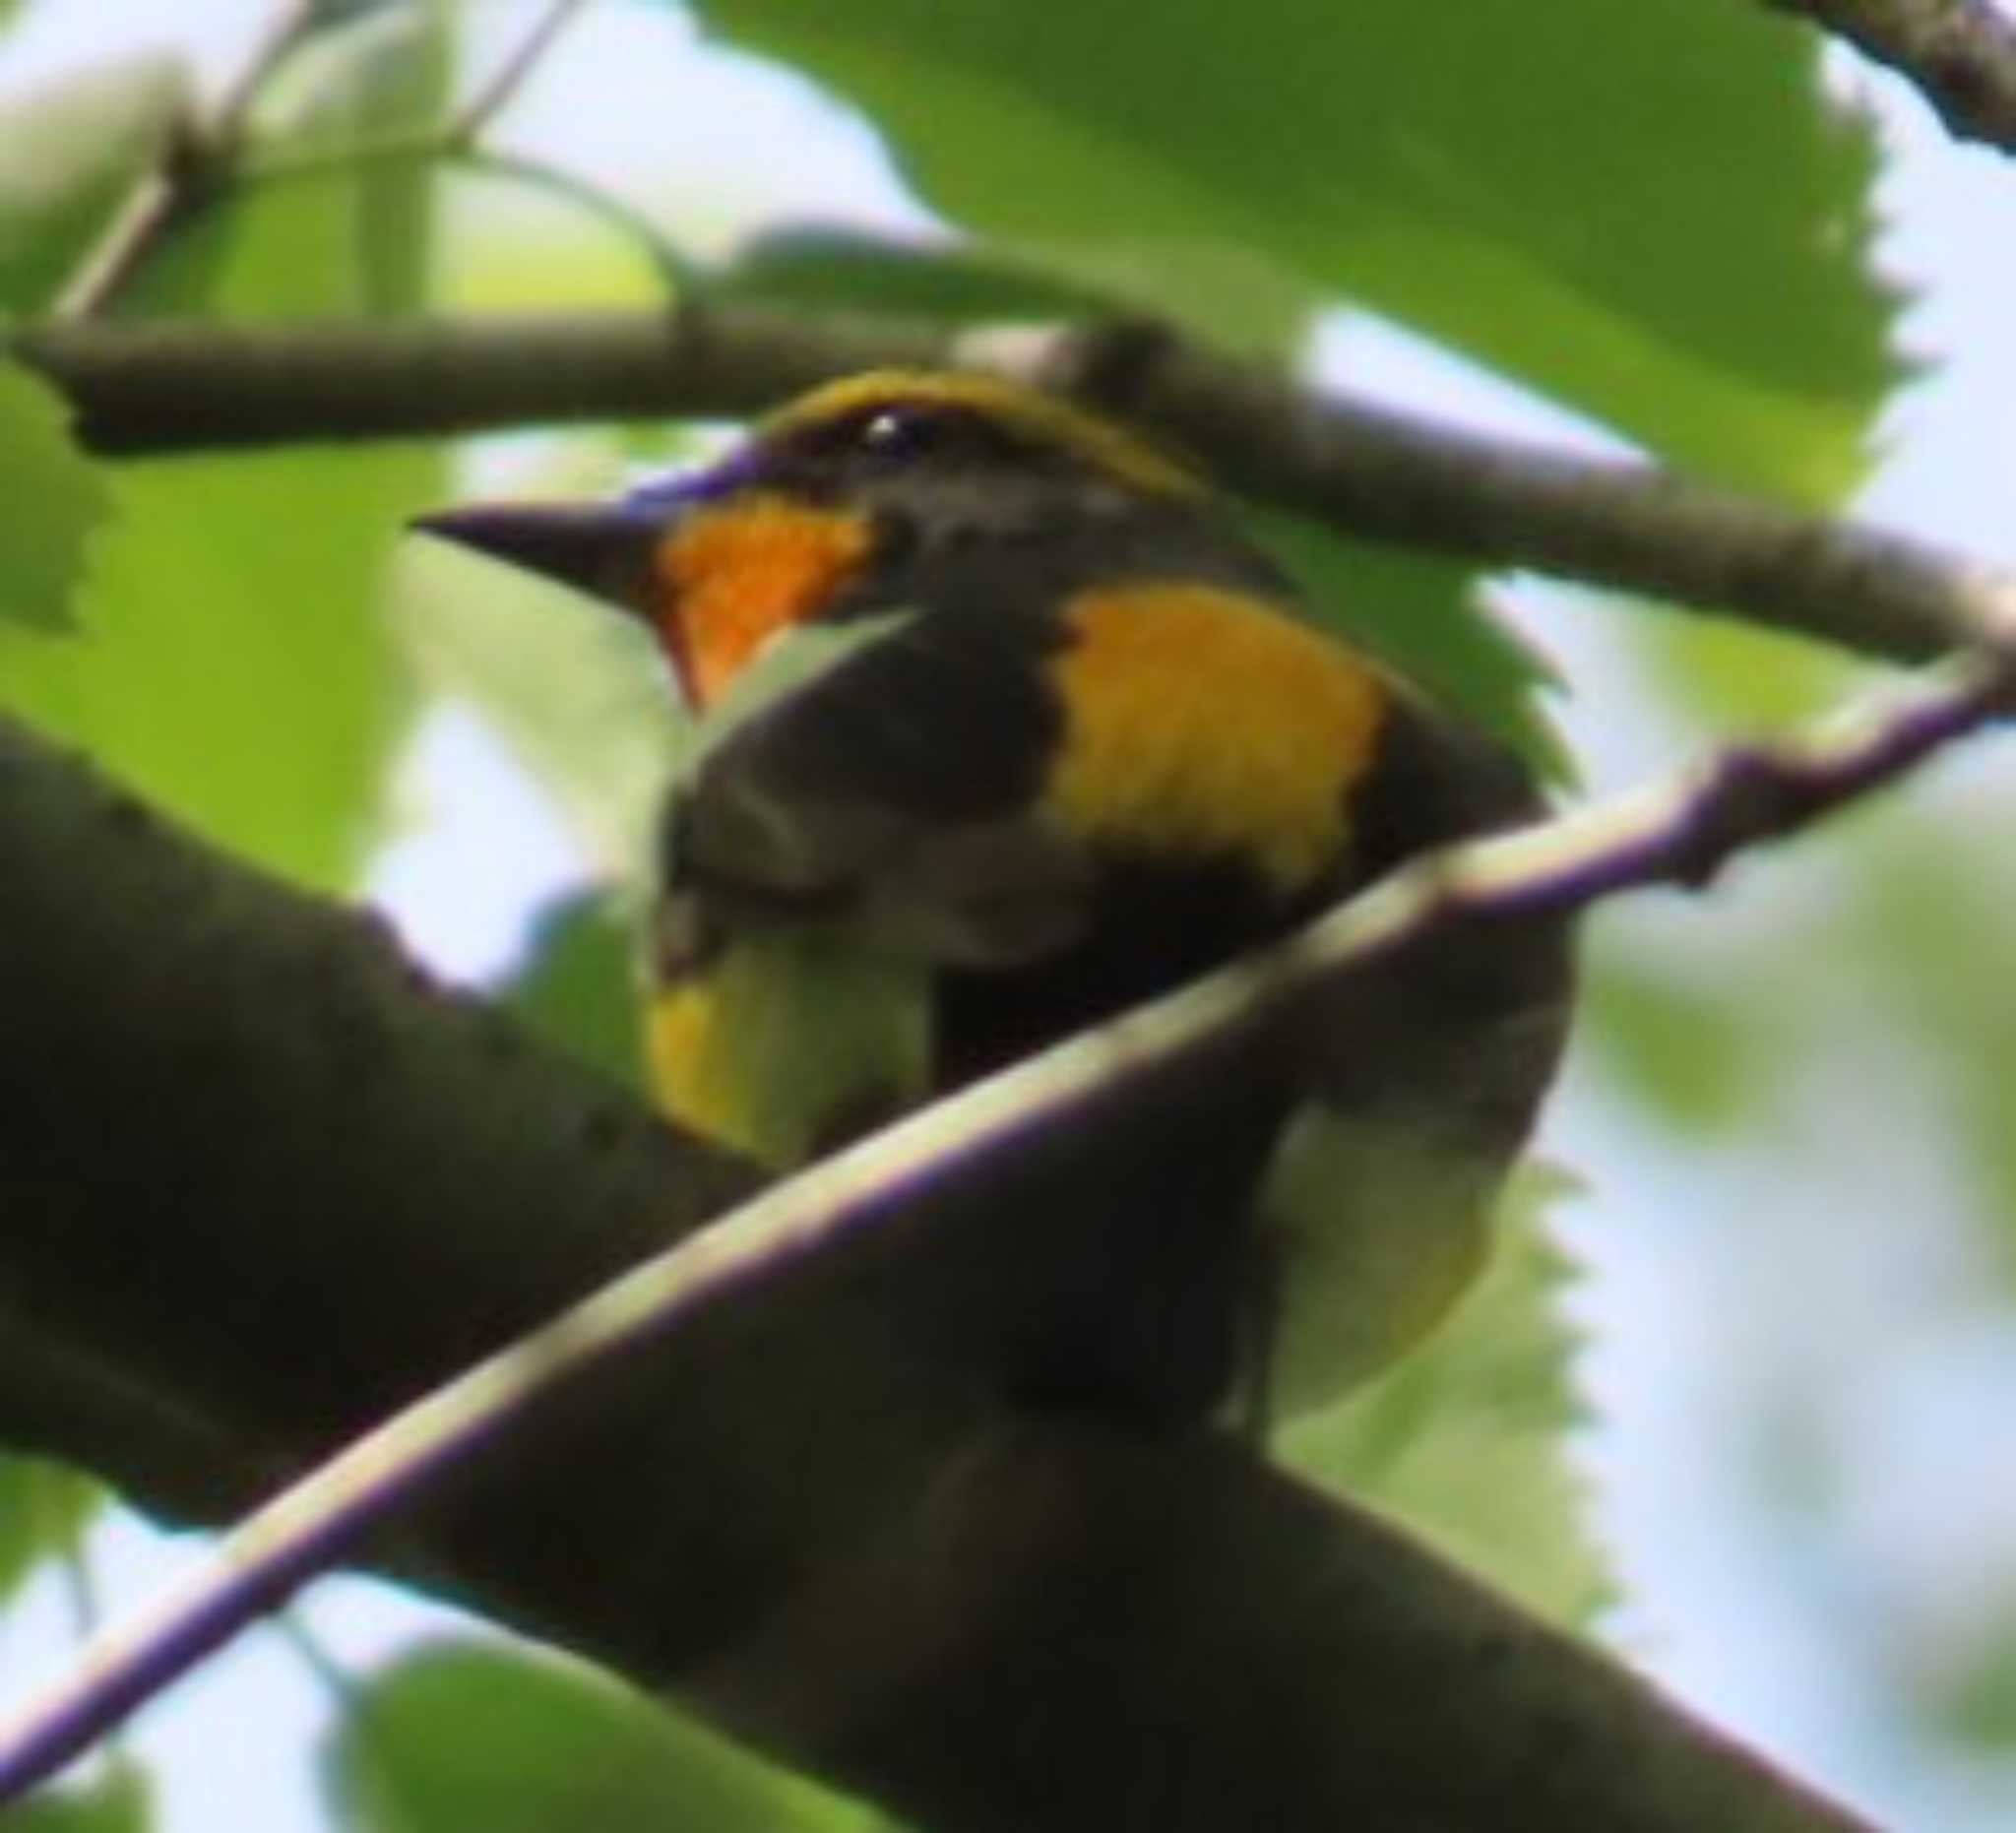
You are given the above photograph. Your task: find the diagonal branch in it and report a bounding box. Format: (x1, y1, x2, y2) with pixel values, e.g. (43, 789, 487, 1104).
(448, 0, 594, 147)
(4, 633, 2007, 1814)
(1771, 0, 2016, 152)
(52, 0, 318, 319)
(51, 0, 597, 319)
(14, 309, 2016, 665)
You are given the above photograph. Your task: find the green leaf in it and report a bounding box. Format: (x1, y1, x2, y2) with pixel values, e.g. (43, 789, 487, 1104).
(1936, 1620, 2016, 1752)
(0, 361, 113, 632)
(0, 1456, 103, 1607)
(258, 0, 452, 144)
(0, 434, 420, 889)
(250, 0, 455, 309)
(1629, 602, 1871, 732)
(323, 1640, 880, 1833)
(0, 23, 447, 888)
(495, 889, 646, 1095)
(1582, 951, 1764, 1137)
(1849, 818, 2016, 1283)
(712, 224, 1143, 324)
(692, 0, 1898, 494)
(1281, 1165, 1610, 1625)
(0, 53, 190, 314)
(1, 1767, 152, 1833)
(1244, 507, 1567, 781)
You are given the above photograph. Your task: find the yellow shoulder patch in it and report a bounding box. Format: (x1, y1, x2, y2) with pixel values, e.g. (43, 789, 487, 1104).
(1041, 583, 1387, 893)
(765, 370, 1205, 499)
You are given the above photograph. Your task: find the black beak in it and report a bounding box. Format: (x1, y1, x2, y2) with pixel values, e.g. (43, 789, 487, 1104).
(409, 501, 662, 617)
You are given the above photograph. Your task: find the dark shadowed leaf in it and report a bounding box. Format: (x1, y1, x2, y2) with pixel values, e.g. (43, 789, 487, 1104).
(495, 888, 647, 1095)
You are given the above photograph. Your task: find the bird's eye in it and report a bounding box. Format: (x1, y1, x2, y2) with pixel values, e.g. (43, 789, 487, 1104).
(857, 407, 937, 460)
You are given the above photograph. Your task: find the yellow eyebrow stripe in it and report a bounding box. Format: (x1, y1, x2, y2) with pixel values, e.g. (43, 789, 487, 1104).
(764, 370, 1205, 499)
(1041, 583, 1388, 893)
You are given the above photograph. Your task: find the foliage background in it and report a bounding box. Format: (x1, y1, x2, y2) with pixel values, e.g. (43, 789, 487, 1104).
(0, 1, 2013, 1828)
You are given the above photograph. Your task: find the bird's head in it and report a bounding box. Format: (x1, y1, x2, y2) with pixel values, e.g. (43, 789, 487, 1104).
(411, 370, 1210, 713)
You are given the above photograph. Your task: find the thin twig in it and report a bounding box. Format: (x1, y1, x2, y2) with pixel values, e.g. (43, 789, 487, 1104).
(449, 0, 592, 147)
(213, 0, 320, 127)
(53, 0, 317, 319)
(52, 0, 593, 319)
(1, 647, 2005, 1800)
(1771, 0, 2016, 152)
(14, 308, 2016, 664)
(59, 0, 678, 309)
(230, 134, 695, 286)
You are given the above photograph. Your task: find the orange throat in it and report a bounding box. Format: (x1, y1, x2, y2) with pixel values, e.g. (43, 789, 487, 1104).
(654, 497, 874, 710)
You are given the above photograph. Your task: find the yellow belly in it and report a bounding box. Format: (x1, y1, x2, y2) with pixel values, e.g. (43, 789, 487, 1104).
(648, 931, 930, 1169)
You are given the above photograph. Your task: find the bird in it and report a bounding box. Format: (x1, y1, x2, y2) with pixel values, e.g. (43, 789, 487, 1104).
(413, 369, 1574, 1427)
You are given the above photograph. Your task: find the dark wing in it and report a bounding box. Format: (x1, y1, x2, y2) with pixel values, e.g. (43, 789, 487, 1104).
(662, 608, 1100, 967)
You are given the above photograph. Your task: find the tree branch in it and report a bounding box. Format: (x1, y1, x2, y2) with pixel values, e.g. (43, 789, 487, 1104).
(13, 309, 2016, 666)
(7, 631, 2005, 1818)
(1771, 0, 2016, 152)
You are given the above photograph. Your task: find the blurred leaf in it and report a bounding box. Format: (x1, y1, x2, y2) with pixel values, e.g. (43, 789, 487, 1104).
(1850, 812, 2016, 1279)
(1937, 1621, 2016, 1752)
(0, 29, 444, 888)
(0, 1456, 102, 1607)
(1629, 603, 1870, 733)
(693, 0, 1898, 494)
(1245, 507, 1566, 780)
(1282, 1165, 1610, 1625)
(0, 53, 189, 314)
(339, 13, 454, 310)
(1582, 951, 1762, 1137)
(431, 163, 675, 313)
(250, 0, 454, 307)
(305, 0, 410, 27)
(0, 441, 416, 888)
(713, 222, 1139, 323)
(495, 888, 646, 1095)
(0, 361, 113, 632)
(323, 1640, 880, 1833)
(257, 0, 452, 141)
(1, 1767, 152, 1833)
